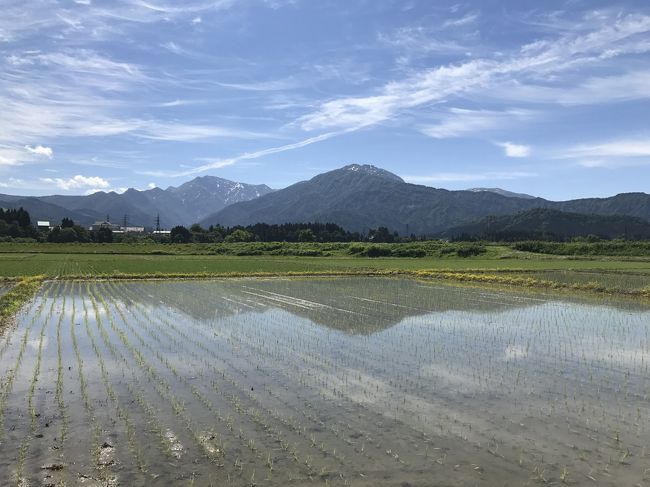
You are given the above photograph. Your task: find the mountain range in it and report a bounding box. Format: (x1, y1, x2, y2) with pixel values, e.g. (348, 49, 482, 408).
(2, 164, 650, 236)
(0, 176, 273, 228)
(446, 208, 650, 240)
(201, 164, 650, 235)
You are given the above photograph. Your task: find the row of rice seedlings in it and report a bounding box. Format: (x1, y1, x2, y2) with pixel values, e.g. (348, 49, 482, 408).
(108, 281, 356, 484)
(82, 283, 151, 478)
(213, 310, 424, 471)
(109, 281, 345, 482)
(0, 288, 54, 439)
(86, 282, 239, 477)
(218, 282, 644, 458)
(14, 282, 66, 485)
(138, 282, 438, 465)
(104, 280, 648, 486)
(0, 283, 57, 455)
(170, 284, 556, 470)
(0, 280, 53, 356)
(55, 285, 68, 450)
(217, 288, 503, 477)
(65, 286, 118, 483)
(205, 288, 640, 482)
(78, 282, 194, 470)
(29, 281, 71, 486)
(98, 281, 310, 483)
(147, 282, 528, 446)
(119, 282, 434, 480)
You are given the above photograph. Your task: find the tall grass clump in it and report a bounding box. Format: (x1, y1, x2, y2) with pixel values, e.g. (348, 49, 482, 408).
(0, 276, 44, 331)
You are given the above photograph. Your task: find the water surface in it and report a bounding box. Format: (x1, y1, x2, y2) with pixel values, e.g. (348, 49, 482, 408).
(0, 278, 648, 486)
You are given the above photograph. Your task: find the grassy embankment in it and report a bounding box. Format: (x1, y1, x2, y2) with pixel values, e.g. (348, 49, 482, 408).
(0, 241, 648, 299)
(0, 276, 44, 333)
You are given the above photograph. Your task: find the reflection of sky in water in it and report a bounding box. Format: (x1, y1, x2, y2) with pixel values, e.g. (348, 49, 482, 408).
(5, 278, 647, 485)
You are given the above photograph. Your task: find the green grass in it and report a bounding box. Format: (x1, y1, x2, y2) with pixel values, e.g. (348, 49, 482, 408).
(3, 251, 650, 278)
(0, 242, 648, 301)
(0, 276, 44, 331)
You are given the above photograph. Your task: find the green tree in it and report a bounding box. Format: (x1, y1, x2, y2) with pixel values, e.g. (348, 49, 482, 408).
(93, 227, 113, 243)
(224, 229, 254, 243)
(171, 225, 191, 243)
(369, 226, 395, 243)
(297, 228, 315, 242)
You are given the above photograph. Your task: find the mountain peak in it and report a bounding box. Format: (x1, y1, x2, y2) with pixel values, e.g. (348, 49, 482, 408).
(339, 164, 404, 183)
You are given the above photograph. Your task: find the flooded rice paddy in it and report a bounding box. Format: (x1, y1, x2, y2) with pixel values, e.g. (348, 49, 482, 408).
(0, 277, 649, 486)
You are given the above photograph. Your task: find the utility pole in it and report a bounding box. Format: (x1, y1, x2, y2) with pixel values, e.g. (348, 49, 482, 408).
(123, 214, 128, 231)
(155, 214, 161, 233)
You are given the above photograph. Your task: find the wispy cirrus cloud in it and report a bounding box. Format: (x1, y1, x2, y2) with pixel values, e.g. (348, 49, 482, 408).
(405, 171, 537, 184)
(420, 108, 534, 139)
(0, 45, 272, 166)
(379, 26, 470, 57)
(216, 77, 301, 92)
(485, 70, 650, 106)
(142, 130, 346, 177)
(441, 13, 479, 30)
(300, 12, 650, 133)
(559, 137, 650, 167)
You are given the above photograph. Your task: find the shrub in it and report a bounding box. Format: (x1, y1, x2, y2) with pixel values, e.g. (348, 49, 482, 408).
(365, 245, 392, 258)
(456, 244, 485, 258)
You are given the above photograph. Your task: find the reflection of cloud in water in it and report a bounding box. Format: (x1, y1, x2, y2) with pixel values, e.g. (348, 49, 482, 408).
(582, 348, 647, 367)
(123, 278, 548, 335)
(419, 364, 481, 394)
(27, 336, 48, 351)
(502, 344, 528, 361)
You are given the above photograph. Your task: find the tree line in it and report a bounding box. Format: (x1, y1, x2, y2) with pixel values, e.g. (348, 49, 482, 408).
(0, 208, 113, 243)
(169, 222, 405, 244)
(0, 208, 411, 244)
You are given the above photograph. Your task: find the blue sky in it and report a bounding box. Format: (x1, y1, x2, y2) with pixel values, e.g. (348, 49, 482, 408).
(1, 0, 649, 199)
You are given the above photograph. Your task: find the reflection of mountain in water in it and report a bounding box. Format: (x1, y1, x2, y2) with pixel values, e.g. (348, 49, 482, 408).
(121, 278, 545, 334)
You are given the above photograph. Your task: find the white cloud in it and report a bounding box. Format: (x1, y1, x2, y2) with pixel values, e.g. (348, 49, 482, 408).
(496, 142, 531, 158)
(421, 108, 534, 139)
(405, 171, 537, 183)
(559, 137, 650, 167)
(0, 177, 24, 188)
(486, 70, 650, 106)
(565, 139, 650, 159)
(41, 175, 110, 191)
(84, 186, 126, 195)
(133, 121, 266, 141)
(24, 144, 53, 158)
(0, 146, 33, 166)
(147, 182, 156, 189)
